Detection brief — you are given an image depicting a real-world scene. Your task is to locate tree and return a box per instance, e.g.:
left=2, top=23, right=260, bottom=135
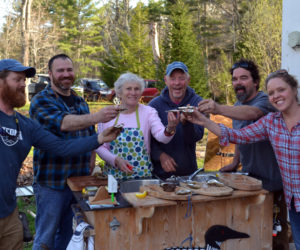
left=163, top=0, right=209, bottom=97
left=236, top=0, right=282, bottom=85
left=21, top=0, right=33, bottom=66
left=147, top=0, right=164, bottom=64
left=209, top=50, right=235, bottom=104
left=100, top=2, right=155, bottom=84
left=49, top=0, right=105, bottom=77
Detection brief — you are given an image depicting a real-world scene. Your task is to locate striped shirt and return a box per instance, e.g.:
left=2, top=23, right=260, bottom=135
left=219, top=112, right=300, bottom=212
left=29, top=85, right=95, bottom=190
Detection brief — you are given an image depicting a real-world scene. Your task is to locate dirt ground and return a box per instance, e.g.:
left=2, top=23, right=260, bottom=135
left=18, top=157, right=34, bottom=187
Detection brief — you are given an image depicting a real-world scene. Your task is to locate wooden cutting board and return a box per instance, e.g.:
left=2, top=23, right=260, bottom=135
left=180, top=182, right=233, bottom=197
left=122, top=193, right=177, bottom=207
left=140, top=185, right=195, bottom=200
left=67, top=176, right=108, bottom=191
left=217, top=173, right=262, bottom=191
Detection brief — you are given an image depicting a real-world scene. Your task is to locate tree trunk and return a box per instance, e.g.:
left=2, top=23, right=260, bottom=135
left=21, top=0, right=33, bottom=66
left=123, top=0, right=130, bottom=32
left=150, top=22, right=160, bottom=63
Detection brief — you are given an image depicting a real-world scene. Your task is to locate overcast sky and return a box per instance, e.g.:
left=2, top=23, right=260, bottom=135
left=0, top=0, right=13, bottom=31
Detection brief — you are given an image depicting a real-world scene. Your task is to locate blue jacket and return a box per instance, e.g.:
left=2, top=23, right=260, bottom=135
left=0, top=111, right=99, bottom=218
left=149, top=86, right=204, bottom=179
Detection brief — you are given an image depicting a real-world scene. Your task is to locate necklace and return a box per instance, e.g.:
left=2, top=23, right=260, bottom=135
left=0, top=112, right=20, bottom=141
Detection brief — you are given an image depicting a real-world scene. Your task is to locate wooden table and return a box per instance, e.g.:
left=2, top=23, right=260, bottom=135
left=68, top=177, right=273, bottom=250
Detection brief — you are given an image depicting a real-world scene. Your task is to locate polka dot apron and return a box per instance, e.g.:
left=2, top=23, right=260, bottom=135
left=103, top=108, right=153, bottom=181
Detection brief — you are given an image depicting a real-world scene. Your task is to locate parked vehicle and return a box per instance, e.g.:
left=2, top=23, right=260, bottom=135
left=140, top=79, right=161, bottom=103
left=27, top=74, right=50, bottom=100
left=79, top=78, right=117, bottom=103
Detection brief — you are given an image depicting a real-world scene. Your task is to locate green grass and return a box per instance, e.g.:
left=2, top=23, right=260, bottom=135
left=16, top=103, right=30, bottom=112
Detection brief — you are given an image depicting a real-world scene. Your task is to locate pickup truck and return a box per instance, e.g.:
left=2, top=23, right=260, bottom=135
left=27, top=74, right=50, bottom=100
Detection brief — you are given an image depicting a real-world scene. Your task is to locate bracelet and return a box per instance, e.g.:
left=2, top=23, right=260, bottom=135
left=164, top=126, right=175, bottom=136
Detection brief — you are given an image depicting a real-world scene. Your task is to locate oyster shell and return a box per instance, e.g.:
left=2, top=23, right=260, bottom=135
left=207, top=179, right=225, bottom=187
left=160, top=182, right=176, bottom=192
left=175, top=188, right=191, bottom=195
left=114, top=123, right=124, bottom=129
left=187, top=181, right=202, bottom=189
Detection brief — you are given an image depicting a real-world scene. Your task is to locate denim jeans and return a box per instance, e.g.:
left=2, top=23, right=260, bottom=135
left=32, top=183, right=76, bottom=250
left=289, top=199, right=300, bottom=250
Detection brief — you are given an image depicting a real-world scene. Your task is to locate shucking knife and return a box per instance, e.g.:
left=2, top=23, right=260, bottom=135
left=108, top=175, right=118, bottom=202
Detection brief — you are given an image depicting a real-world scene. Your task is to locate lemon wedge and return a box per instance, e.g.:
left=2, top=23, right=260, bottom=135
left=135, top=191, right=147, bottom=199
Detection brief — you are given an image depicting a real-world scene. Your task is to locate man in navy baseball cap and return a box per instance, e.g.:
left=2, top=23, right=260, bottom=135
left=149, top=61, right=204, bottom=180
left=0, top=59, right=36, bottom=77
left=165, top=61, right=188, bottom=76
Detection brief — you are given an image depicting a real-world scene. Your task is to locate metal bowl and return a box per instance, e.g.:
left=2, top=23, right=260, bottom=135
left=180, top=173, right=218, bottom=183
left=160, top=182, right=176, bottom=192
left=119, top=179, right=160, bottom=193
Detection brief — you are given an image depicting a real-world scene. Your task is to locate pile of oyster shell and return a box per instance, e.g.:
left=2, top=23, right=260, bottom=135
left=175, top=179, right=225, bottom=195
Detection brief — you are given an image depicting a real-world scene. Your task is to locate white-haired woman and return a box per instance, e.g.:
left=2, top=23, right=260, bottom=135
left=96, top=72, right=179, bottom=180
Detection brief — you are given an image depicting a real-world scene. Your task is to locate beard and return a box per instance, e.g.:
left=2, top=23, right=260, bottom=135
left=234, top=86, right=254, bottom=103
left=51, top=74, right=74, bottom=91
left=0, top=79, right=26, bottom=108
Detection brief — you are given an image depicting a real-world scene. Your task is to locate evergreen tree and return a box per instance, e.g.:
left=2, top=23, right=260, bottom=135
left=100, top=2, right=155, bottom=84
left=209, top=51, right=235, bottom=104
left=163, top=0, right=209, bottom=97
left=236, top=0, right=282, bottom=85
left=50, top=0, right=105, bottom=77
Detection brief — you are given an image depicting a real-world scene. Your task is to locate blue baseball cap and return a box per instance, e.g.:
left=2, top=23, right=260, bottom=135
left=0, top=59, right=36, bottom=77
left=165, top=61, right=188, bottom=76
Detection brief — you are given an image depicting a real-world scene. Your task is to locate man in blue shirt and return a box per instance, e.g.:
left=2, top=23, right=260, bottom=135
left=0, top=59, right=120, bottom=250
left=29, top=54, right=120, bottom=250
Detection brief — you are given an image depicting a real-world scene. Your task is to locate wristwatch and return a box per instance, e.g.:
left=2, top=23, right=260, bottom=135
left=164, top=126, right=176, bottom=136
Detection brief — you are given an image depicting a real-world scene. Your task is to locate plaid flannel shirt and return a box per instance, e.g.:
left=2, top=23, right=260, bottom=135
left=29, top=85, right=95, bottom=190
left=220, top=112, right=300, bottom=212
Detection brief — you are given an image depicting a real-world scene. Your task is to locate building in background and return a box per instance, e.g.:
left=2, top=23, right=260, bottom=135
left=282, top=0, right=300, bottom=100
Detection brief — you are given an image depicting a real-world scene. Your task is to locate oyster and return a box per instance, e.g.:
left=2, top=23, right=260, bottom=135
left=187, top=181, right=202, bottom=189
left=178, top=106, right=189, bottom=110
left=175, top=188, right=191, bottom=195
left=165, top=109, right=180, bottom=113
left=114, top=123, right=124, bottom=129
left=160, top=182, right=176, bottom=192
left=207, top=179, right=225, bottom=187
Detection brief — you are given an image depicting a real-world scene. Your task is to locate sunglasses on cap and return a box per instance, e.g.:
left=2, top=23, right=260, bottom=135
left=269, top=69, right=288, bottom=75
left=231, top=62, right=250, bottom=70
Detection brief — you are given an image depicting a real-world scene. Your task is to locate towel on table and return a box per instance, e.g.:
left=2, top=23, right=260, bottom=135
left=67, top=222, right=94, bottom=250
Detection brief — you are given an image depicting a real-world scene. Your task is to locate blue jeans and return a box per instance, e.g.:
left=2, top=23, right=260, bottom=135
left=32, top=183, right=76, bottom=250
left=289, top=199, right=300, bottom=250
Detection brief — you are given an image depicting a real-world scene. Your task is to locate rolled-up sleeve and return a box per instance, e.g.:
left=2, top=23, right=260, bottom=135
left=95, top=123, right=117, bottom=167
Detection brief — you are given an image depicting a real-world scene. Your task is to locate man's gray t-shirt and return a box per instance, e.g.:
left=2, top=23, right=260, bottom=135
left=233, top=91, right=283, bottom=191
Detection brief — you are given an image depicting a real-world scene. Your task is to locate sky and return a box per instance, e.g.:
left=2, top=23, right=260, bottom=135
left=0, top=0, right=13, bottom=30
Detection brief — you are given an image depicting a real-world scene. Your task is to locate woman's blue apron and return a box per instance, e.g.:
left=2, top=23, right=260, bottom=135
left=103, top=108, right=153, bottom=180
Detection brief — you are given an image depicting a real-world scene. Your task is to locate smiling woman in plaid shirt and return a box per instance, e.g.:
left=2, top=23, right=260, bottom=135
left=187, top=70, right=300, bottom=250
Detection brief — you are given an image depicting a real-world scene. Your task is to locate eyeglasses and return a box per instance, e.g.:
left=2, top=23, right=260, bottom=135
left=231, top=62, right=250, bottom=71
